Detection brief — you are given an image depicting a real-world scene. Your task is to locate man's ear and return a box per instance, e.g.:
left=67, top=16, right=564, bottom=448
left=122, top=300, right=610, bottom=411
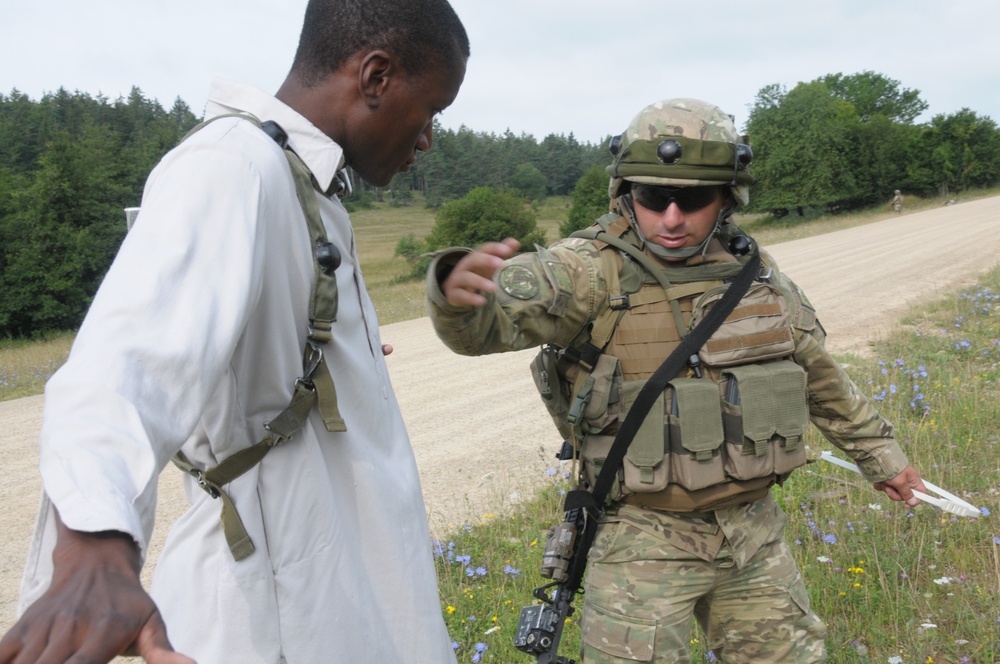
left=357, top=50, right=394, bottom=109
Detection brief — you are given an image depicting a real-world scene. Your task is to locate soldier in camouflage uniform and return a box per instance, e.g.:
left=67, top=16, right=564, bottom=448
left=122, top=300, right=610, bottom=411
left=426, top=98, right=927, bottom=663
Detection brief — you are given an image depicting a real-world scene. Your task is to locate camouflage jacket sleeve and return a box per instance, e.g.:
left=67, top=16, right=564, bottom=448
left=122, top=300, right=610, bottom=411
left=780, top=271, right=910, bottom=483
left=426, top=239, right=606, bottom=356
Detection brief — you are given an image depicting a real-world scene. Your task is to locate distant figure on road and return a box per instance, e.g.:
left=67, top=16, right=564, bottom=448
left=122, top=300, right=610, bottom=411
left=891, top=189, right=904, bottom=213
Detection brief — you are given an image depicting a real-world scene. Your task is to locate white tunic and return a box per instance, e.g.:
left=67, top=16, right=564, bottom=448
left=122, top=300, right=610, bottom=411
left=19, top=78, right=457, bottom=664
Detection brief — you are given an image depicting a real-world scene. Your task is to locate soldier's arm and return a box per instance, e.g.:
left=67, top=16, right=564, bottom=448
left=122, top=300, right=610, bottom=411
left=791, top=312, right=927, bottom=504
left=427, top=239, right=600, bottom=356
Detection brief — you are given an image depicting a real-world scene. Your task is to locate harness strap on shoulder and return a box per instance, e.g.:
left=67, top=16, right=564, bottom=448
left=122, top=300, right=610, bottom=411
left=167, top=113, right=347, bottom=560
left=172, top=355, right=321, bottom=559
left=283, top=149, right=339, bottom=341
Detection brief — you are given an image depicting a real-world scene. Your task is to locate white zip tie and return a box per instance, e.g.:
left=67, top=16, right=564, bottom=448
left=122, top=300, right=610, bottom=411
left=819, top=451, right=981, bottom=518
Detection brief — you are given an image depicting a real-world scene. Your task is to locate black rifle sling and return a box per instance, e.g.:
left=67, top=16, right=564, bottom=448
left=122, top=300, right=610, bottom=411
left=561, top=246, right=762, bottom=594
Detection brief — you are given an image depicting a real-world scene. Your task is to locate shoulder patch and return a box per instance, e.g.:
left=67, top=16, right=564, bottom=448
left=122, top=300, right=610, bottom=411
left=499, top=264, right=539, bottom=299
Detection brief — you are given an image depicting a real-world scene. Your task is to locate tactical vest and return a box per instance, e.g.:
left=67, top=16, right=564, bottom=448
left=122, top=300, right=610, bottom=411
left=531, top=215, right=814, bottom=512
left=136, top=113, right=350, bottom=560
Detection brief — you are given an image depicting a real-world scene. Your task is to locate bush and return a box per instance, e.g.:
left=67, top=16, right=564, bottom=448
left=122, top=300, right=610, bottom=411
left=561, top=164, right=610, bottom=238
left=426, top=186, right=546, bottom=250
left=392, top=233, right=432, bottom=283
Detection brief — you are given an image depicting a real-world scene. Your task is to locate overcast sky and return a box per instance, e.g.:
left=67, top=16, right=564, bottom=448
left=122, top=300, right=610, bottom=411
left=3, top=1, right=998, bottom=145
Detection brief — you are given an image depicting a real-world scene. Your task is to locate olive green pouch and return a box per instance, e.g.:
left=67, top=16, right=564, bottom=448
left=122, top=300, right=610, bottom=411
left=666, top=378, right=725, bottom=491
left=721, top=361, right=809, bottom=480
left=619, top=380, right=670, bottom=493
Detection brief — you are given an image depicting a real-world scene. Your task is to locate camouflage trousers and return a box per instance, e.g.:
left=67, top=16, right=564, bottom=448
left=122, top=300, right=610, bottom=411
left=579, top=509, right=827, bottom=663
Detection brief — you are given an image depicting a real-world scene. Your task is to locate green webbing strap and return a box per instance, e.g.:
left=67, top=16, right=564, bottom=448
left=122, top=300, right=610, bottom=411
left=280, top=148, right=345, bottom=432
left=573, top=225, right=686, bottom=333
left=169, top=113, right=347, bottom=560
left=172, top=361, right=320, bottom=560
left=309, top=346, right=346, bottom=432
left=283, top=150, right=339, bottom=344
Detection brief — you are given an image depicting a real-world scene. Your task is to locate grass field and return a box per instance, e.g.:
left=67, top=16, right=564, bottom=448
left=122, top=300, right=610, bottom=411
left=2, top=191, right=998, bottom=663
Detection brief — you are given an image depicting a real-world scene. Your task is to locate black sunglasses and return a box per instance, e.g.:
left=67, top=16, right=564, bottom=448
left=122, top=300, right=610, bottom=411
left=629, top=184, right=721, bottom=213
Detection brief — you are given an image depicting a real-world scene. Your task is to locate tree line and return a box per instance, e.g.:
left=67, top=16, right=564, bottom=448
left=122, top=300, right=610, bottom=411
left=3, top=71, right=999, bottom=338
left=0, top=87, right=608, bottom=338
left=0, top=87, right=200, bottom=339
left=378, top=122, right=609, bottom=206
left=745, top=71, right=1000, bottom=216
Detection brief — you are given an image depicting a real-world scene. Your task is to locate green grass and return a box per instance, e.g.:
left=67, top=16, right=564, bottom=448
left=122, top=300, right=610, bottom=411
left=435, top=267, right=1000, bottom=664
left=0, top=332, right=75, bottom=401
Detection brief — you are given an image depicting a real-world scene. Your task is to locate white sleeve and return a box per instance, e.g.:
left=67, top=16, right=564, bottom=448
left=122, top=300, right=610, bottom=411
left=36, top=128, right=272, bottom=554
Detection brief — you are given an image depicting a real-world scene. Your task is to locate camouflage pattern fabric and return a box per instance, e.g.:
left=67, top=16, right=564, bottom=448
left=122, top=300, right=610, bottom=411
left=891, top=191, right=904, bottom=213
left=608, top=98, right=753, bottom=206
left=623, top=98, right=739, bottom=144
left=427, top=220, right=911, bottom=663
left=581, top=502, right=827, bottom=663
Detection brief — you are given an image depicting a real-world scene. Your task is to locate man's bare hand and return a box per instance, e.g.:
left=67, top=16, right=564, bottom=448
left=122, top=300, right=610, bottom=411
left=0, top=516, right=195, bottom=664
left=442, top=238, right=520, bottom=307
left=873, top=465, right=927, bottom=508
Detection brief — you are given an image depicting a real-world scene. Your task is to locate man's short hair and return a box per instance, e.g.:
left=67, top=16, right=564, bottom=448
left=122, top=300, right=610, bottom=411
left=291, top=0, right=470, bottom=86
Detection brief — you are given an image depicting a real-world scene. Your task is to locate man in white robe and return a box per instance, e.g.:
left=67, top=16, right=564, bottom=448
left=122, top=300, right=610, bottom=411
left=0, top=1, right=469, bottom=661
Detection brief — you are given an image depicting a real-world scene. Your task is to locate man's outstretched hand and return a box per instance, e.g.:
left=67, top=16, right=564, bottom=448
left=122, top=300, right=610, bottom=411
left=0, top=516, right=195, bottom=664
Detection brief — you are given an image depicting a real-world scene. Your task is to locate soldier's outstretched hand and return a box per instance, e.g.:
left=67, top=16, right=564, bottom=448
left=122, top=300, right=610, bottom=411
left=873, top=465, right=927, bottom=508
left=443, top=238, right=520, bottom=307
left=0, top=516, right=196, bottom=664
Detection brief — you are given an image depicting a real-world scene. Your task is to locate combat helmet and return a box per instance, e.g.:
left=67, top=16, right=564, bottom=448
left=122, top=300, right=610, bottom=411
left=607, top=98, right=755, bottom=259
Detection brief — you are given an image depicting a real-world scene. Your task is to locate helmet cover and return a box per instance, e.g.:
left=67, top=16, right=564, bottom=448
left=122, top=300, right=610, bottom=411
left=607, top=98, right=754, bottom=206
